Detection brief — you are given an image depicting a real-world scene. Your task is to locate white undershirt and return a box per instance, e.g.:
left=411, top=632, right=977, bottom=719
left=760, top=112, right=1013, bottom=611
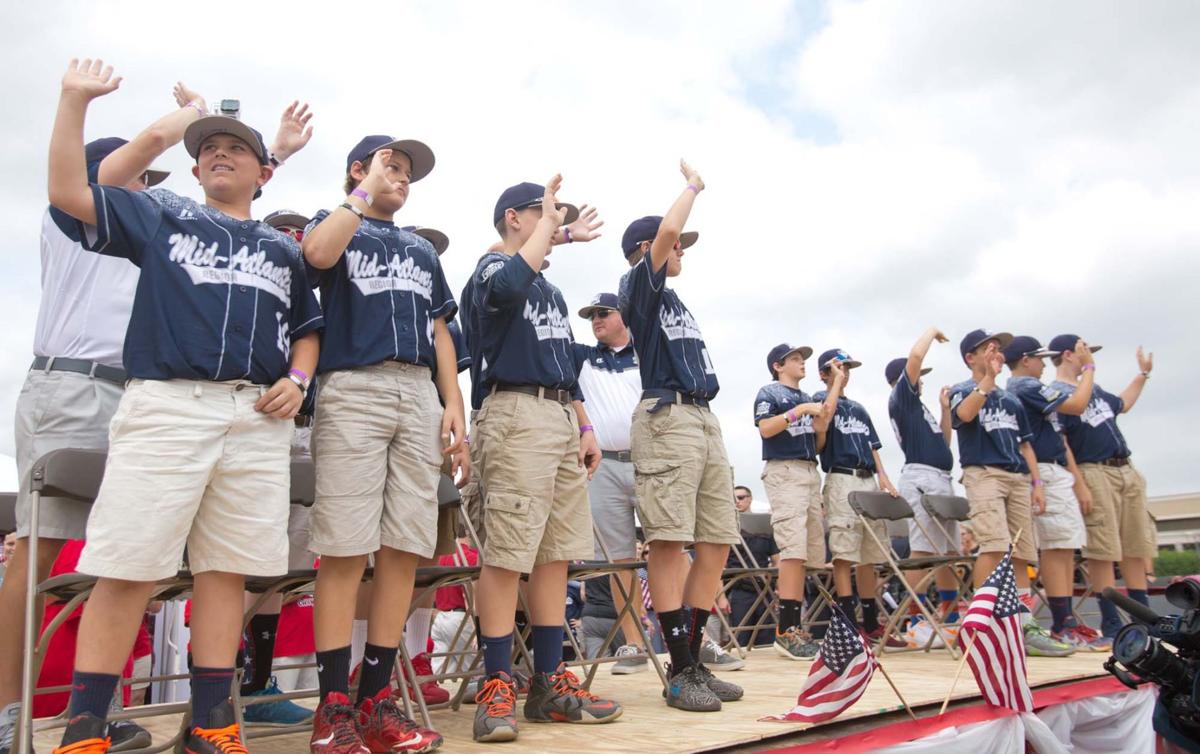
left=32, top=208, right=137, bottom=368
left=577, top=351, right=643, bottom=452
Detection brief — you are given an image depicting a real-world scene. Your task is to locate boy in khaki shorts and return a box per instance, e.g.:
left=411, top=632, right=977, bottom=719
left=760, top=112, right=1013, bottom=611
left=466, top=177, right=621, bottom=743
left=619, top=161, right=743, bottom=712
left=46, top=59, right=323, bottom=753
left=753, top=343, right=826, bottom=660
left=811, top=350, right=903, bottom=647
left=301, top=135, right=463, bottom=754
left=949, top=330, right=1072, bottom=658
left=1049, top=333, right=1155, bottom=638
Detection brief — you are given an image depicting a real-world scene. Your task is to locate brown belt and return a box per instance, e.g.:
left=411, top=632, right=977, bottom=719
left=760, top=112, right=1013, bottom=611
left=493, top=383, right=573, bottom=405
left=1099, top=457, right=1131, bottom=468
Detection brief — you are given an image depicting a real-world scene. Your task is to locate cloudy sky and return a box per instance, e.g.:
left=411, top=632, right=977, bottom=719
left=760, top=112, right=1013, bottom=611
left=1, top=1, right=1196, bottom=505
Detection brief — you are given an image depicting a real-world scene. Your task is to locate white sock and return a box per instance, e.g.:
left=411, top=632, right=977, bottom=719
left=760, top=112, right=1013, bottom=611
left=350, top=619, right=369, bottom=670
left=405, top=608, right=434, bottom=658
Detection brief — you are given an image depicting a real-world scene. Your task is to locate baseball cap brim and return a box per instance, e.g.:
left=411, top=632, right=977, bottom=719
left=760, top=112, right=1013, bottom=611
left=412, top=227, right=449, bottom=255
left=918, top=367, right=933, bottom=376
left=680, top=231, right=699, bottom=249
left=511, top=199, right=580, bottom=226
left=145, top=169, right=170, bottom=187
left=184, top=116, right=267, bottom=163
left=265, top=212, right=310, bottom=230
left=970, top=331, right=1014, bottom=352
left=822, top=358, right=862, bottom=370
left=578, top=303, right=618, bottom=319
left=368, top=139, right=435, bottom=183
left=777, top=345, right=814, bottom=363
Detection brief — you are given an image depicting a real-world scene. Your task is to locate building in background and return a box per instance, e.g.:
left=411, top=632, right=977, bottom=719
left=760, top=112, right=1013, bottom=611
left=1148, top=492, right=1200, bottom=552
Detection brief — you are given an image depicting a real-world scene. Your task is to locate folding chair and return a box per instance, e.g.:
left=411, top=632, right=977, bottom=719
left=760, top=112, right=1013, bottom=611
left=718, top=513, right=780, bottom=650
left=0, top=492, right=17, bottom=532
left=919, top=494, right=976, bottom=605
left=847, top=491, right=962, bottom=658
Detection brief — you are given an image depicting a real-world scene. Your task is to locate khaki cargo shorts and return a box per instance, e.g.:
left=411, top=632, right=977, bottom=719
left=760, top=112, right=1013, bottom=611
left=475, top=390, right=593, bottom=573
left=823, top=472, right=888, bottom=565
left=78, top=379, right=292, bottom=581
left=761, top=459, right=825, bottom=563
left=961, top=466, right=1036, bottom=562
left=310, top=362, right=443, bottom=559
left=1078, top=461, right=1153, bottom=562
left=629, top=399, right=739, bottom=546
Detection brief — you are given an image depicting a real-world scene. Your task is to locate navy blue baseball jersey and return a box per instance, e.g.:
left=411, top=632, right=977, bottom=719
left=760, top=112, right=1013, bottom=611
left=888, top=372, right=954, bottom=471
left=75, top=186, right=323, bottom=383
left=1049, top=381, right=1130, bottom=463
left=305, top=211, right=455, bottom=374
left=1006, top=376, right=1069, bottom=465
left=448, top=319, right=471, bottom=374
left=618, top=254, right=719, bottom=400
left=754, top=383, right=818, bottom=461
left=812, top=391, right=881, bottom=472
left=466, top=251, right=581, bottom=410
left=948, top=380, right=1033, bottom=471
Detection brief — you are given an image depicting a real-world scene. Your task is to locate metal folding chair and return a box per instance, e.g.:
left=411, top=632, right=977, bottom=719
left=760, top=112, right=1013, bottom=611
left=847, top=491, right=962, bottom=658
left=0, top=491, right=17, bottom=532
left=718, top=513, right=780, bottom=650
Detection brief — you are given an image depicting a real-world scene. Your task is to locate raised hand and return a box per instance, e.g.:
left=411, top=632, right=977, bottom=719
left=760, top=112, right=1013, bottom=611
left=930, top=327, right=949, bottom=344
left=680, top=159, right=704, bottom=192
left=939, top=385, right=951, bottom=410
left=61, top=58, right=122, bottom=100
left=362, top=149, right=401, bottom=197
left=172, top=81, right=206, bottom=112
left=542, top=173, right=568, bottom=227
left=271, top=101, right=314, bottom=162
left=1075, top=340, right=1095, bottom=367
left=1136, top=346, right=1153, bottom=374
left=565, top=204, right=603, bottom=242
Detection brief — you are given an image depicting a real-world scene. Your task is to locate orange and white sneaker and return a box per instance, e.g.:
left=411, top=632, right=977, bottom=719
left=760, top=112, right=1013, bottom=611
left=184, top=701, right=249, bottom=754
left=51, top=713, right=110, bottom=754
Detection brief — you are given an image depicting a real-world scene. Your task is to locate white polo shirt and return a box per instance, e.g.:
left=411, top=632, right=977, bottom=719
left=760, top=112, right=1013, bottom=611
left=575, top=339, right=642, bottom=452
left=33, top=207, right=137, bottom=369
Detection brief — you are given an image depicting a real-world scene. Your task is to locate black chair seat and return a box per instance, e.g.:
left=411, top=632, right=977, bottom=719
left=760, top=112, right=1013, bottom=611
left=848, top=490, right=915, bottom=520
left=922, top=494, right=970, bottom=521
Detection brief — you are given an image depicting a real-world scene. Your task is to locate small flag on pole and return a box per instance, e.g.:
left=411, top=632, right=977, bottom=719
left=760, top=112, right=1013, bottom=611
left=762, top=606, right=876, bottom=723
left=956, top=548, right=1033, bottom=712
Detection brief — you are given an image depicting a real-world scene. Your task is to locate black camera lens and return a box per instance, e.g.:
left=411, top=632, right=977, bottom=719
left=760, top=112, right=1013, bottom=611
left=1114, top=624, right=1151, bottom=665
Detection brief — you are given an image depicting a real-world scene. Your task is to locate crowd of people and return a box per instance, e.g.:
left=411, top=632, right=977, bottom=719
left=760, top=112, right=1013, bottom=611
left=0, top=57, right=1158, bottom=754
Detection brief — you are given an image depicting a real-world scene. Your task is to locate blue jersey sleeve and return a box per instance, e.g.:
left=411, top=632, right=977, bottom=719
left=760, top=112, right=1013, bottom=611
left=477, top=253, right=537, bottom=312
left=428, top=256, right=458, bottom=323
left=1014, top=401, right=1034, bottom=444
left=448, top=320, right=471, bottom=373
left=1011, top=378, right=1068, bottom=416
left=865, top=410, right=882, bottom=450
left=288, top=247, right=325, bottom=341
left=619, top=253, right=666, bottom=342
left=753, top=387, right=781, bottom=426
left=949, top=384, right=973, bottom=429
left=894, top=371, right=922, bottom=411
left=47, top=206, right=85, bottom=243
left=78, top=185, right=166, bottom=264
left=302, top=209, right=332, bottom=288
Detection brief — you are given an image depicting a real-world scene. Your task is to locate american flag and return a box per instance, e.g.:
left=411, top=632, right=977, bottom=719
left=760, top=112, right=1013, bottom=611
left=763, top=606, right=876, bottom=723
left=957, top=549, right=1032, bottom=712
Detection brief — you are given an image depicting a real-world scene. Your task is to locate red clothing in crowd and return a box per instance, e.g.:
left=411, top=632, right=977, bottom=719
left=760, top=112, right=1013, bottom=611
left=35, top=540, right=137, bottom=716
left=274, top=594, right=315, bottom=658
left=434, top=545, right=478, bottom=612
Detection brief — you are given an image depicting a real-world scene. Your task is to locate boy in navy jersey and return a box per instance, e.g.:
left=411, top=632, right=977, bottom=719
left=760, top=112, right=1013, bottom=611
left=1004, top=336, right=1109, bottom=651
left=47, top=59, right=323, bottom=753
left=619, top=161, right=743, bottom=712
left=1048, top=334, right=1155, bottom=638
left=950, top=330, right=1071, bottom=657
left=813, top=350, right=903, bottom=648
left=302, top=137, right=461, bottom=754
left=754, top=343, right=826, bottom=660
left=465, top=177, right=620, bottom=743
left=885, top=328, right=962, bottom=647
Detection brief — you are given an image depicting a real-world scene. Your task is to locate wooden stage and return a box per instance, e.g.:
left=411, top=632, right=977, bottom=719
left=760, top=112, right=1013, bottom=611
left=33, top=650, right=1111, bottom=753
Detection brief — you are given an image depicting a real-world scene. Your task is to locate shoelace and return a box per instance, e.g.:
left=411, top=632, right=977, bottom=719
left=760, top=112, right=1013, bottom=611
left=375, top=697, right=420, bottom=733
left=475, top=678, right=516, bottom=717
left=56, top=737, right=112, bottom=754
left=550, top=669, right=600, bottom=701
left=192, top=723, right=248, bottom=754
left=322, top=703, right=365, bottom=745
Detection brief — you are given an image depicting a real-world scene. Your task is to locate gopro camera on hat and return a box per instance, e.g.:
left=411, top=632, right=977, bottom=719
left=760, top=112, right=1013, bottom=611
left=218, top=99, right=241, bottom=119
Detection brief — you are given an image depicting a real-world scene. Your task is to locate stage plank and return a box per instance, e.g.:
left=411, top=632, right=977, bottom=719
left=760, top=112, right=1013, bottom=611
left=32, top=650, right=1110, bottom=753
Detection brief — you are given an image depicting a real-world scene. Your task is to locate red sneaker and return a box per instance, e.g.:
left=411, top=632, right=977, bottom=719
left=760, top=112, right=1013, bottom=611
left=310, top=692, right=369, bottom=754
left=358, top=687, right=443, bottom=753
left=402, top=653, right=450, bottom=706
left=863, top=626, right=907, bottom=649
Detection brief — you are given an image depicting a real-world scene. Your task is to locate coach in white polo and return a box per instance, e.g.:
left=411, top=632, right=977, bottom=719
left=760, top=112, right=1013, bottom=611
left=572, top=292, right=648, bottom=674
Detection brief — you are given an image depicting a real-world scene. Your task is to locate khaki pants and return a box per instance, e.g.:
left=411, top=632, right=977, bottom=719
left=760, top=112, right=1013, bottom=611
left=1078, top=462, right=1153, bottom=561
left=961, top=466, right=1036, bottom=562
left=761, top=459, right=824, bottom=563
left=823, top=472, right=887, bottom=565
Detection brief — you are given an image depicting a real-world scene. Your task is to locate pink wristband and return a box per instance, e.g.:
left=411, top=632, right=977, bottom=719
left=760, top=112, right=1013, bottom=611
left=686, top=184, right=699, bottom=194
left=187, top=101, right=205, bottom=117
left=1031, top=479, right=1044, bottom=487
left=579, top=424, right=594, bottom=435
left=785, top=409, right=798, bottom=423
left=289, top=367, right=309, bottom=384
left=564, top=227, right=573, bottom=243
left=1081, top=364, right=1095, bottom=372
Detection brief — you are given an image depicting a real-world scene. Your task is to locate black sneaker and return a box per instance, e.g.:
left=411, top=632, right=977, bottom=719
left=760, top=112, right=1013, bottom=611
left=106, top=718, right=152, bottom=752
left=183, top=700, right=247, bottom=753
left=695, top=663, right=743, bottom=701
left=50, top=712, right=109, bottom=753
left=523, top=664, right=622, bottom=724
left=661, top=664, right=721, bottom=712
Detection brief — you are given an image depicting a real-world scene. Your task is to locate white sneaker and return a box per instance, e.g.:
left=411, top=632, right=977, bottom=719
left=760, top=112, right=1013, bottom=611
left=904, top=620, right=945, bottom=649
left=0, top=701, right=19, bottom=754
left=699, top=639, right=746, bottom=671
left=610, top=644, right=649, bottom=674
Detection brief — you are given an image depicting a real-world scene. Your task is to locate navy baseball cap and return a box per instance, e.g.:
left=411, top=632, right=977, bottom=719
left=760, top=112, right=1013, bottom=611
left=84, top=137, right=169, bottom=186
left=578, top=292, right=620, bottom=319
left=766, top=343, right=813, bottom=378
left=620, top=216, right=698, bottom=259
left=885, top=358, right=931, bottom=386
left=959, top=329, right=1013, bottom=362
left=401, top=225, right=449, bottom=255
left=818, top=348, right=861, bottom=371
left=1047, top=334, right=1103, bottom=356
left=345, top=135, right=435, bottom=182
left=184, top=115, right=270, bottom=165
left=492, top=182, right=580, bottom=227
left=263, top=209, right=309, bottom=230
left=1002, top=335, right=1059, bottom=364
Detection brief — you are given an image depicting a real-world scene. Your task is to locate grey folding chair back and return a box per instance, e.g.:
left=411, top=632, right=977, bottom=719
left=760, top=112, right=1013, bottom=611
left=922, top=494, right=970, bottom=523
left=0, top=492, right=16, bottom=532
left=847, top=490, right=914, bottom=521
left=290, top=459, right=316, bottom=507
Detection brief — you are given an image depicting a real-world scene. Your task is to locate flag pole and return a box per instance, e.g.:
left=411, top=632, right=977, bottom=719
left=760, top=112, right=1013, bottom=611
left=937, top=534, right=1022, bottom=716
left=874, top=657, right=918, bottom=721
